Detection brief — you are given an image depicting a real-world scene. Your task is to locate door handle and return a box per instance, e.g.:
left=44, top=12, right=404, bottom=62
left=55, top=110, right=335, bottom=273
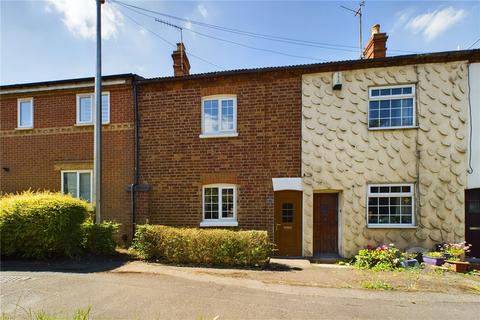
left=469, top=227, right=480, bottom=231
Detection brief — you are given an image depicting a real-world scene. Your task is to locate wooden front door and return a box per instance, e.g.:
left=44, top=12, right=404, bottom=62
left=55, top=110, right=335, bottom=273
left=313, top=193, right=338, bottom=255
left=466, top=188, right=480, bottom=258
left=274, top=191, right=302, bottom=256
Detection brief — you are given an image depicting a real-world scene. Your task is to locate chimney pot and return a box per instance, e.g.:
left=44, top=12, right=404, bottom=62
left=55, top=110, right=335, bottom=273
left=363, top=24, right=388, bottom=59
left=371, top=24, right=380, bottom=35
left=172, top=42, right=190, bottom=77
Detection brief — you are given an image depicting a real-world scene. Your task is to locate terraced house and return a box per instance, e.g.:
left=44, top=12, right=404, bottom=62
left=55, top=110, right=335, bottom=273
left=0, top=74, right=139, bottom=239
left=1, top=26, right=479, bottom=257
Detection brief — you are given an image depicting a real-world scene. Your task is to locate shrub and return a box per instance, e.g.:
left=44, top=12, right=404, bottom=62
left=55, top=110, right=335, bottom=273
left=441, top=242, right=471, bottom=260
left=354, top=244, right=400, bottom=271
left=133, top=225, right=273, bottom=266
left=0, top=191, right=89, bottom=259
left=424, top=251, right=445, bottom=258
left=81, top=220, right=119, bottom=255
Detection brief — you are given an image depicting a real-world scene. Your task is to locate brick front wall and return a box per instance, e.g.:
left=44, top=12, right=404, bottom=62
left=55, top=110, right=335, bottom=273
left=0, top=82, right=135, bottom=241
left=137, top=72, right=302, bottom=236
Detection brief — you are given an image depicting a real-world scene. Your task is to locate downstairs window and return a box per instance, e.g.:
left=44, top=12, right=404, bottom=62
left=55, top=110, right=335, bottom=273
left=201, top=184, right=238, bottom=227
left=62, top=170, right=92, bottom=203
left=367, top=184, right=415, bottom=227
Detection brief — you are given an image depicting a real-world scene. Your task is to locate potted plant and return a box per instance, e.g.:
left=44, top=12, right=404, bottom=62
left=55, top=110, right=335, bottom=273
left=442, top=242, right=472, bottom=273
left=400, top=252, right=420, bottom=268
left=422, top=251, right=446, bottom=266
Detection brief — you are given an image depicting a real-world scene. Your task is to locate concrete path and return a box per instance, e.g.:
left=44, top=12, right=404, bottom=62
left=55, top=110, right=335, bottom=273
left=1, top=267, right=479, bottom=319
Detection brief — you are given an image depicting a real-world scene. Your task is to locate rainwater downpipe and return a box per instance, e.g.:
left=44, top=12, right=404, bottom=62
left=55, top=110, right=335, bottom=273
left=131, top=77, right=139, bottom=241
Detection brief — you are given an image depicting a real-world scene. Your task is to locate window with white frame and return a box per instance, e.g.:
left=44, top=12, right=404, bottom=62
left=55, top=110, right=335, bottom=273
left=62, top=170, right=92, bottom=203
left=201, top=184, right=237, bottom=226
left=17, top=98, right=33, bottom=128
left=201, top=95, right=237, bottom=136
left=76, top=93, right=110, bottom=125
left=368, top=85, right=415, bottom=129
left=367, top=184, right=415, bottom=227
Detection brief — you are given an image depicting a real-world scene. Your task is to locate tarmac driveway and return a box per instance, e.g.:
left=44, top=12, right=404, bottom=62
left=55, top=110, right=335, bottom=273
left=1, top=267, right=479, bottom=320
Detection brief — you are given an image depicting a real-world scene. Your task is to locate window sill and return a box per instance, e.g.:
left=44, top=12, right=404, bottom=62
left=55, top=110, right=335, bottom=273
left=367, top=224, right=417, bottom=229
left=199, top=132, right=238, bottom=139
left=368, top=126, right=418, bottom=131
left=75, top=123, right=110, bottom=127
left=200, top=220, right=238, bottom=227
left=15, top=127, right=33, bottom=130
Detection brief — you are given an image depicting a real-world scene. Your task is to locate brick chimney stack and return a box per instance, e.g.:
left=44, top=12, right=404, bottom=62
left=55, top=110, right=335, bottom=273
left=172, top=42, right=190, bottom=76
left=363, top=24, right=388, bottom=59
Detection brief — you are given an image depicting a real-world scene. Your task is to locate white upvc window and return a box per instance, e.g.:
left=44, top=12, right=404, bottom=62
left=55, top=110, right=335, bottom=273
left=200, top=95, right=238, bottom=138
left=17, top=98, right=33, bottom=129
left=76, top=92, right=110, bottom=125
left=367, top=183, right=415, bottom=228
left=201, top=184, right=238, bottom=227
left=61, top=170, right=93, bottom=203
left=368, top=85, right=415, bottom=129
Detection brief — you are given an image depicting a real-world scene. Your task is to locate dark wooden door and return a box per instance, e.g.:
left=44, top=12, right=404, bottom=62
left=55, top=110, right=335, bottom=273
left=313, top=193, right=338, bottom=255
left=466, top=188, right=480, bottom=258
left=274, top=191, right=302, bottom=256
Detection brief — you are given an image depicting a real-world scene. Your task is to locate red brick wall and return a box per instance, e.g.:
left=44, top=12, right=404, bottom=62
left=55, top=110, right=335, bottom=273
left=137, top=73, right=301, bottom=235
left=0, top=83, right=135, bottom=240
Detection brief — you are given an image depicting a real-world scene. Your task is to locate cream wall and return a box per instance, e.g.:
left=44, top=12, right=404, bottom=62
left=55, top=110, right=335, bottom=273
left=302, top=62, right=469, bottom=258
left=467, top=63, right=480, bottom=189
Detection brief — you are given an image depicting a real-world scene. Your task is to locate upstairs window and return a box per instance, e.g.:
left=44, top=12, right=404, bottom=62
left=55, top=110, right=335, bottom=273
left=367, top=184, right=415, bottom=227
left=76, top=93, right=110, bottom=125
left=62, top=170, right=92, bottom=203
left=17, top=98, right=33, bottom=129
left=201, top=184, right=238, bottom=227
left=201, top=95, right=237, bottom=137
left=368, top=85, right=415, bottom=129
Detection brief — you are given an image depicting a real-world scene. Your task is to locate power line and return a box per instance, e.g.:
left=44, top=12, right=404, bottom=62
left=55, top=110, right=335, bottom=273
left=188, top=27, right=327, bottom=62
left=111, top=0, right=417, bottom=54
left=120, top=9, right=224, bottom=69
left=113, top=0, right=327, bottom=62
left=467, top=37, right=480, bottom=49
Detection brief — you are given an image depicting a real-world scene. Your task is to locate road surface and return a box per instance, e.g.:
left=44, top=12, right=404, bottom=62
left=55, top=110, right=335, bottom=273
left=1, top=270, right=479, bottom=319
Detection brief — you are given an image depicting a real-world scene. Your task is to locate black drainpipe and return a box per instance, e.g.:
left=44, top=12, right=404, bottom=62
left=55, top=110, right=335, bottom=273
left=131, top=77, right=139, bottom=240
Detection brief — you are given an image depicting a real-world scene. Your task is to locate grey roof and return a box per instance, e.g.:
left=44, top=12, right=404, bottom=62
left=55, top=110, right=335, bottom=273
left=1, top=49, right=479, bottom=89
left=139, top=49, right=480, bottom=83
left=0, top=73, right=142, bottom=90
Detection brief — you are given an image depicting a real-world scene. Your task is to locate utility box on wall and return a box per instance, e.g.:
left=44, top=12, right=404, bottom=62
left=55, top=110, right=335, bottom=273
left=333, top=72, right=342, bottom=90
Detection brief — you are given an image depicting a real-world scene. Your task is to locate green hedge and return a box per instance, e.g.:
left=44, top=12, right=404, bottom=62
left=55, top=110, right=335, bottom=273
left=0, top=191, right=119, bottom=259
left=133, top=225, right=273, bottom=266
left=81, top=220, right=120, bottom=255
left=0, top=191, right=89, bottom=259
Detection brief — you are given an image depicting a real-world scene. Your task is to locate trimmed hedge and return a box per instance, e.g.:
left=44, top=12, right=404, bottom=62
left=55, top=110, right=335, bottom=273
left=0, top=191, right=89, bottom=258
left=81, top=220, right=120, bottom=255
left=133, top=225, right=273, bottom=266
left=0, top=191, right=120, bottom=259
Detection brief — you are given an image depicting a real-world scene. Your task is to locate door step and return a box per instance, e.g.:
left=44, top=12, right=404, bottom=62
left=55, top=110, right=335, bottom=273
left=309, top=254, right=343, bottom=264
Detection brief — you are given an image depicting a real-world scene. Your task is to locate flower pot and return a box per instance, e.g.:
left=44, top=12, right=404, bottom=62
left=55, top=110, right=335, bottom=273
left=447, top=260, right=470, bottom=273
left=400, top=259, right=420, bottom=268
left=423, top=256, right=445, bottom=266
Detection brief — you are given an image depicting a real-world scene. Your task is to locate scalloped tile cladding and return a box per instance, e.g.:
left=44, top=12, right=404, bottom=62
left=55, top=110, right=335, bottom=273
left=302, top=62, right=468, bottom=258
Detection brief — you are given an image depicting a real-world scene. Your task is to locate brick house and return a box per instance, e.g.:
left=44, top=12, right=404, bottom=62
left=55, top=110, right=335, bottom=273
left=0, top=74, right=139, bottom=240
left=1, top=28, right=479, bottom=257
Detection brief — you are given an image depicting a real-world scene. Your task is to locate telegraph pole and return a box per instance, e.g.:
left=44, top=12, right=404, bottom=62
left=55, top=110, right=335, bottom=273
left=94, top=0, right=105, bottom=223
